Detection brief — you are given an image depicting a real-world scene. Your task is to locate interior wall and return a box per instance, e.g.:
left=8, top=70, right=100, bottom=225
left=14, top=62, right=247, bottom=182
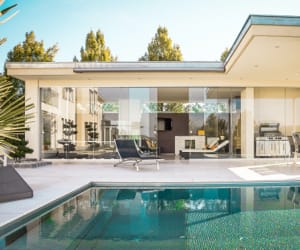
left=157, top=113, right=189, bottom=153
left=254, top=88, right=300, bottom=136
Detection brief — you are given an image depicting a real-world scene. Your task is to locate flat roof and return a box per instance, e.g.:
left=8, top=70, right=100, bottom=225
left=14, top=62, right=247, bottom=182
left=6, top=15, right=300, bottom=73
left=5, top=14, right=300, bottom=86
left=73, top=61, right=224, bottom=72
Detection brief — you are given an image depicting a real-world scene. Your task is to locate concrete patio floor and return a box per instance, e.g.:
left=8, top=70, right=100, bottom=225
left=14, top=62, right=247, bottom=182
left=1, top=158, right=300, bottom=235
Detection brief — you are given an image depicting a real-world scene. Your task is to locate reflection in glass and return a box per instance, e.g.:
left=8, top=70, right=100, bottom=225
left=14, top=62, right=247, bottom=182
left=40, top=87, right=245, bottom=159
left=37, top=86, right=300, bottom=159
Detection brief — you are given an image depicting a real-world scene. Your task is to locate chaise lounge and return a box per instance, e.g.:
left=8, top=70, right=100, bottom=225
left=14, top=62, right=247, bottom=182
left=179, top=140, right=229, bottom=159
left=114, top=139, right=160, bottom=171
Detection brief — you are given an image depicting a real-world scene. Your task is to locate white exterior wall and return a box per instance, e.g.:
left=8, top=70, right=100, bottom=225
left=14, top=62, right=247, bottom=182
left=25, top=80, right=41, bottom=160
left=241, top=88, right=254, bottom=158
left=254, top=88, right=300, bottom=135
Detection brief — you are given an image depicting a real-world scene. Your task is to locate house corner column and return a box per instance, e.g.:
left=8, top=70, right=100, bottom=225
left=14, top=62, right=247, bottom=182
left=25, top=80, right=41, bottom=160
left=241, top=87, right=254, bottom=158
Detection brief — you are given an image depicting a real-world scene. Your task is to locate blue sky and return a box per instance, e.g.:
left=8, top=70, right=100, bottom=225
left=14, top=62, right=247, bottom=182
left=1, top=0, right=300, bottom=69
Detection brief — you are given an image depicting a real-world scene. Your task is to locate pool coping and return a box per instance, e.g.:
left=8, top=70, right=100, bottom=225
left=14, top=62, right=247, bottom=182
left=1, top=180, right=300, bottom=238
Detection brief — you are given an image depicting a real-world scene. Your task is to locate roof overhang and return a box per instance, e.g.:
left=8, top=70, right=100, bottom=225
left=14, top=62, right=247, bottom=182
left=225, top=15, right=300, bottom=84
left=6, top=15, right=300, bottom=87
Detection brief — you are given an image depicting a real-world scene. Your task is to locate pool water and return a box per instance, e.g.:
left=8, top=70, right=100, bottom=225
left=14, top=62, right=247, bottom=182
left=1, top=185, right=300, bottom=249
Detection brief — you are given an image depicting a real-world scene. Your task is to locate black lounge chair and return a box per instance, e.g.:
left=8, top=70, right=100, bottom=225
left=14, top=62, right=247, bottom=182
left=114, top=139, right=160, bottom=171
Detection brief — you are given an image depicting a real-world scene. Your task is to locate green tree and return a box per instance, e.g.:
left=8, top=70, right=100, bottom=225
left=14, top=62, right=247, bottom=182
left=6, top=31, right=58, bottom=94
left=4, top=31, right=56, bottom=157
left=165, top=103, right=184, bottom=113
left=73, top=56, right=79, bottom=62
left=80, top=30, right=116, bottom=62
left=7, top=31, right=58, bottom=62
left=220, top=47, right=229, bottom=62
left=139, top=26, right=183, bottom=61
left=8, top=134, right=33, bottom=162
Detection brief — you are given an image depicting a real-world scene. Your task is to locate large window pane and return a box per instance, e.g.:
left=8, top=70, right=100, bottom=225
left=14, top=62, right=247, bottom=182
left=41, top=86, right=244, bottom=159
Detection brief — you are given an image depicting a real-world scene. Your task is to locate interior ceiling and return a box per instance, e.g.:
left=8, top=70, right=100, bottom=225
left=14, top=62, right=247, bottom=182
left=158, top=88, right=188, bottom=102
left=226, top=27, right=300, bottom=83
left=206, top=88, right=243, bottom=99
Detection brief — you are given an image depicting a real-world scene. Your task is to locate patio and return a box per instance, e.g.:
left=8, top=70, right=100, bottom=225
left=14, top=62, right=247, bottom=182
left=1, top=158, right=300, bottom=233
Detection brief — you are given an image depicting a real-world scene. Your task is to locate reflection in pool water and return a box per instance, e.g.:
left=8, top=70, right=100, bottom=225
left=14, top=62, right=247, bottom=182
left=2, top=186, right=300, bottom=249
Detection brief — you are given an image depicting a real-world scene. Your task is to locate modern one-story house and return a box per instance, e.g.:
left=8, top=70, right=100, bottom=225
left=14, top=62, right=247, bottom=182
left=6, top=15, right=300, bottom=160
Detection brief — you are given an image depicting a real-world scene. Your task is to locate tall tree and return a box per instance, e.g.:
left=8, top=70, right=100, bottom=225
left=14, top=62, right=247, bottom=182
left=6, top=31, right=58, bottom=94
left=139, top=26, right=183, bottom=61
left=6, top=31, right=58, bottom=62
left=4, top=31, right=56, bottom=158
left=80, top=30, right=116, bottom=62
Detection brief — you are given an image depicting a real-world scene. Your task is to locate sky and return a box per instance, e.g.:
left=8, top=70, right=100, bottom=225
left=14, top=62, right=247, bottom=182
left=1, top=0, right=300, bottom=70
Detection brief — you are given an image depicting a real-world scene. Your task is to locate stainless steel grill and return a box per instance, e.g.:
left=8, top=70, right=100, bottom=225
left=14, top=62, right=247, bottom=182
left=256, top=123, right=290, bottom=157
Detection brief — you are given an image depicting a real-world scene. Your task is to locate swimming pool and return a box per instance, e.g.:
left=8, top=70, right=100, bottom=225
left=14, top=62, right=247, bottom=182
left=1, top=184, right=300, bottom=249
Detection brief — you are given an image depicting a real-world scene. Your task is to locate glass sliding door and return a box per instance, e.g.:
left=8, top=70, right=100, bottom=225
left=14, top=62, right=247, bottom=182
left=191, top=87, right=234, bottom=158
left=230, top=93, right=241, bottom=156
left=172, top=87, right=241, bottom=158
left=40, top=86, right=244, bottom=160
left=75, top=87, right=102, bottom=158
left=41, top=87, right=76, bottom=159
left=41, top=86, right=103, bottom=159
left=101, top=87, right=158, bottom=156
